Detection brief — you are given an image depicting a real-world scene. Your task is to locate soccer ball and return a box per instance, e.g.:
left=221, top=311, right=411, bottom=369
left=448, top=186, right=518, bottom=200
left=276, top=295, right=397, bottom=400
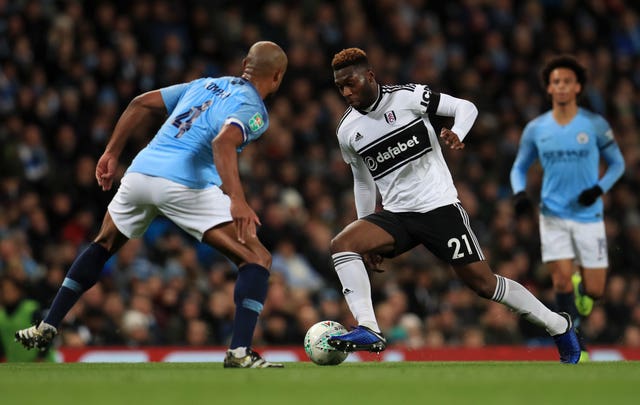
left=304, top=320, right=349, bottom=366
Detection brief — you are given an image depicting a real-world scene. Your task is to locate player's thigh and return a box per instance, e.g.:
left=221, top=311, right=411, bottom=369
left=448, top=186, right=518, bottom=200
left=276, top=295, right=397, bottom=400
left=158, top=183, right=233, bottom=242
left=107, top=173, right=160, bottom=239
left=539, top=214, right=575, bottom=263
left=331, top=213, right=407, bottom=256
left=572, top=220, right=608, bottom=269
left=409, top=203, right=485, bottom=265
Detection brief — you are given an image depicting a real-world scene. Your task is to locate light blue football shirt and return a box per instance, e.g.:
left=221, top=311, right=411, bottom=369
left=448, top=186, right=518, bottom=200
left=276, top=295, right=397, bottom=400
left=127, top=77, right=268, bottom=189
left=510, top=108, right=624, bottom=222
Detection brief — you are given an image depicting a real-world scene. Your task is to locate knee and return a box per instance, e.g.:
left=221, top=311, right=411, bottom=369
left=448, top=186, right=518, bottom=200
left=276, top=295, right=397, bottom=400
left=584, top=285, right=604, bottom=300
left=250, top=249, right=272, bottom=269
left=93, top=237, right=118, bottom=255
left=330, top=234, right=356, bottom=255
left=93, top=225, right=127, bottom=254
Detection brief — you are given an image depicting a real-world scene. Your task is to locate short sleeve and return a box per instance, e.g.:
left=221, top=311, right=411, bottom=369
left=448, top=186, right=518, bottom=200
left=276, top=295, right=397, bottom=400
left=160, top=83, right=188, bottom=113
left=337, top=127, right=358, bottom=164
left=224, top=103, right=268, bottom=145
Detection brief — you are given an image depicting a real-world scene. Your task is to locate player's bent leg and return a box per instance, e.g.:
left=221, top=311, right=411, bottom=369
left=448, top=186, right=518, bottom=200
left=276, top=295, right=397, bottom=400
left=328, top=220, right=394, bottom=350
left=575, top=267, right=606, bottom=316
left=16, top=213, right=127, bottom=351
left=548, top=259, right=590, bottom=359
left=572, top=218, right=608, bottom=316
left=573, top=267, right=606, bottom=362
left=453, top=261, right=580, bottom=364
left=203, top=223, right=281, bottom=368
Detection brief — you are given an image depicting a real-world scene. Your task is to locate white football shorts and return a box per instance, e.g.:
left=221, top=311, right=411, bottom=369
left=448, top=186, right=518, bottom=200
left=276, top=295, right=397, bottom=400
left=539, top=213, right=608, bottom=268
left=108, top=172, right=233, bottom=241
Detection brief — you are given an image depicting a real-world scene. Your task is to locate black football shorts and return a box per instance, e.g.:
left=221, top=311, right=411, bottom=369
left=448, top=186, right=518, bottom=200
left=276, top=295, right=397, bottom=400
left=362, top=203, right=485, bottom=265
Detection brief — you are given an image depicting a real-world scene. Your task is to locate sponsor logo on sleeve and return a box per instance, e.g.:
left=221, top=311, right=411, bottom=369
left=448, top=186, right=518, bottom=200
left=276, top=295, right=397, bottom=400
left=249, top=112, right=264, bottom=132
left=605, top=129, right=614, bottom=140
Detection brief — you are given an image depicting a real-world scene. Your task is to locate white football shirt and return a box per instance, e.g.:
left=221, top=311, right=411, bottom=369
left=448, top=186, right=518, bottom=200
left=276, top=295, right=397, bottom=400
left=337, top=84, right=477, bottom=216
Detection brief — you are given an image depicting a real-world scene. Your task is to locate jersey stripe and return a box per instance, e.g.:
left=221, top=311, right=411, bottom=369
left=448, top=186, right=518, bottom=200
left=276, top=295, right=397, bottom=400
left=599, top=139, right=614, bottom=150
left=381, top=84, right=416, bottom=93
left=371, top=148, right=430, bottom=180
left=368, top=85, right=384, bottom=112
left=356, top=118, right=423, bottom=154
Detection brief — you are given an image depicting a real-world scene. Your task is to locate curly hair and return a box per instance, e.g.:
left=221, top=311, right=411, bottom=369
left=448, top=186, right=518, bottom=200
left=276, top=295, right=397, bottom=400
left=331, top=48, right=369, bottom=71
left=541, top=55, right=587, bottom=89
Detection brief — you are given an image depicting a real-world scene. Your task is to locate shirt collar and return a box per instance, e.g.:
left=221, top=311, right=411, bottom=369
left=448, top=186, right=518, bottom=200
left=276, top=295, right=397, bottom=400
left=357, top=85, right=382, bottom=114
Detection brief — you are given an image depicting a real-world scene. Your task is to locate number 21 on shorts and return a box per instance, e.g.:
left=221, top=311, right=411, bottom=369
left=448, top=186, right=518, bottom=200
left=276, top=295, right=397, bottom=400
left=448, top=234, right=473, bottom=259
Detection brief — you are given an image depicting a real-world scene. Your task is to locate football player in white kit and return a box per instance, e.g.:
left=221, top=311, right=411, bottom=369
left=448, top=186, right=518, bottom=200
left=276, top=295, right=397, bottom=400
left=15, top=42, right=288, bottom=368
left=326, top=48, right=580, bottom=363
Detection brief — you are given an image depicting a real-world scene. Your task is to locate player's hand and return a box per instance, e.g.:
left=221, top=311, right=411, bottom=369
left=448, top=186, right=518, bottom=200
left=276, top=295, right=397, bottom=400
left=440, top=128, right=465, bottom=150
left=363, top=253, right=384, bottom=273
left=95, top=152, right=118, bottom=191
left=577, top=185, right=603, bottom=206
left=512, top=191, right=534, bottom=218
left=230, top=198, right=261, bottom=244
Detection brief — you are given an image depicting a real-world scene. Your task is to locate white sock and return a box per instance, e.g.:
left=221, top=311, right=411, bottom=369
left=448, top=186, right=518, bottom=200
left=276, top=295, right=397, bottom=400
left=492, top=275, right=568, bottom=336
left=332, top=252, right=380, bottom=332
left=230, top=347, right=247, bottom=357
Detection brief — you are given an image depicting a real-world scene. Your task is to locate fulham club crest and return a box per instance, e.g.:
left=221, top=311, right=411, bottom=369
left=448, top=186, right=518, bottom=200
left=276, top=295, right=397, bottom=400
left=384, top=110, right=397, bottom=125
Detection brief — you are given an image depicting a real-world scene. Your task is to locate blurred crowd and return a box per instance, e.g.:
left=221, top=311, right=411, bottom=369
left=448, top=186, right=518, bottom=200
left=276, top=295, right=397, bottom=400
left=1, top=0, right=640, bottom=358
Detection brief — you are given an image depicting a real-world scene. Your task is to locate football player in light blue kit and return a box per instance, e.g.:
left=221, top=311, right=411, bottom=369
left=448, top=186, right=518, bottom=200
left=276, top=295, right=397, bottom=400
left=510, top=55, right=625, bottom=360
left=15, top=41, right=288, bottom=368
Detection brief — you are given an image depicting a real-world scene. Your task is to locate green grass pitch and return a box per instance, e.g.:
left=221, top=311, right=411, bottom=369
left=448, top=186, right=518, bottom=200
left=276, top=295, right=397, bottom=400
left=1, top=362, right=638, bottom=405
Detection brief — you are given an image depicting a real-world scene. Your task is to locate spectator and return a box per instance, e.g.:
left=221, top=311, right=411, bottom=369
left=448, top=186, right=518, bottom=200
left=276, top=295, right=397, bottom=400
left=0, top=276, right=54, bottom=361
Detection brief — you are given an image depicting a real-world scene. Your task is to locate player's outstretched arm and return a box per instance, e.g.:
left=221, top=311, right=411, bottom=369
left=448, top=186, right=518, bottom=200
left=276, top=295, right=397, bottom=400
left=435, top=93, right=478, bottom=146
left=96, top=90, right=167, bottom=191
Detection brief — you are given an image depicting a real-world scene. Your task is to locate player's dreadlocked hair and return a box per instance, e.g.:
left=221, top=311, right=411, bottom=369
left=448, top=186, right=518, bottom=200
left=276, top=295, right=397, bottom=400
left=332, top=48, right=370, bottom=71
left=541, top=55, right=587, bottom=91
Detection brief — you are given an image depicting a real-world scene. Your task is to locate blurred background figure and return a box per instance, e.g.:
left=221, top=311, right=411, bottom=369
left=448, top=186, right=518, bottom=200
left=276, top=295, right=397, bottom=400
left=0, top=276, right=54, bottom=361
